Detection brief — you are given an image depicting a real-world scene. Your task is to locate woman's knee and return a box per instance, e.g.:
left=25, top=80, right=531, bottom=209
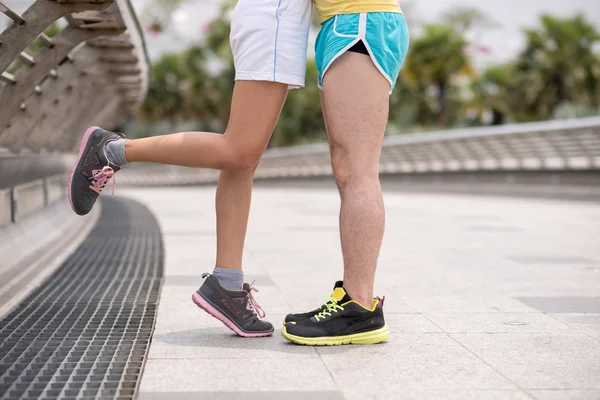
left=222, top=136, right=263, bottom=171
left=227, top=149, right=262, bottom=171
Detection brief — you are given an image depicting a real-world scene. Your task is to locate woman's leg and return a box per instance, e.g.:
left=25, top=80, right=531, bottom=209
left=213, top=82, right=287, bottom=272
left=189, top=81, right=287, bottom=337
left=214, top=168, right=256, bottom=271
left=125, top=81, right=288, bottom=274
left=124, top=81, right=287, bottom=170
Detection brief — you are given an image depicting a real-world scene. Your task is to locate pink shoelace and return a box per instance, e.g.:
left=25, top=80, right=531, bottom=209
left=246, top=283, right=266, bottom=319
left=89, top=166, right=116, bottom=197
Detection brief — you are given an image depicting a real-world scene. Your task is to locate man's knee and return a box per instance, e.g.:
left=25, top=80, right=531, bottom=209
left=331, top=147, right=379, bottom=192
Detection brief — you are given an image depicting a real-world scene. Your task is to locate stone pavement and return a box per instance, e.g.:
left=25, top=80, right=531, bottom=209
left=119, top=184, right=600, bottom=400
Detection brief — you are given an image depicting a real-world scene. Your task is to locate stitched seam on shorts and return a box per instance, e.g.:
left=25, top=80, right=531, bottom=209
left=361, top=41, right=394, bottom=92
left=333, top=15, right=358, bottom=38
left=274, top=0, right=283, bottom=81
left=318, top=39, right=359, bottom=87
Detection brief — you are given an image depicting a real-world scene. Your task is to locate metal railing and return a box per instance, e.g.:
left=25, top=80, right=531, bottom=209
left=0, top=0, right=148, bottom=226
left=117, top=117, right=600, bottom=187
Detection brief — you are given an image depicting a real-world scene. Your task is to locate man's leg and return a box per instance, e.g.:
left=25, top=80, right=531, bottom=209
left=322, top=51, right=390, bottom=308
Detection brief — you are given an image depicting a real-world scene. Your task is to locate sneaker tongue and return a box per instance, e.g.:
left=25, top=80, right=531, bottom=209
left=333, top=280, right=343, bottom=289
left=242, top=283, right=251, bottom=292
left=331, top=287, right=352, bottom=303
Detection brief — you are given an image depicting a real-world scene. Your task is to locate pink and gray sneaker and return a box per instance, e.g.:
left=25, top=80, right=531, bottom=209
left=68, top=127, right=123, bottom=216
left=192, top=273, right=274, bottom=337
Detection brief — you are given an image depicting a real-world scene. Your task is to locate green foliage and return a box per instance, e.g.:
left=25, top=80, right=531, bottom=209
left=465, top=13, right=600, bottom=124
left=400, top=23, right=474, bottom=126
left=515, top=13, right=600, bottom=119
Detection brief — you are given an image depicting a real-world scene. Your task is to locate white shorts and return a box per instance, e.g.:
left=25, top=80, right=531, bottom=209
left=230, top=0, right=312, bottom=88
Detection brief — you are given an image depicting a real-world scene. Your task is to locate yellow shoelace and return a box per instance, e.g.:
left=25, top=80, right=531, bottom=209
left=314, top=298, right=344, bottom=321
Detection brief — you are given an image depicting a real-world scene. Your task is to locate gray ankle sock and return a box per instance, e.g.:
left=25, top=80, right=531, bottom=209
left=105, top=138, right=129, bottom=167
left=212, top=268, right=244, bottom=291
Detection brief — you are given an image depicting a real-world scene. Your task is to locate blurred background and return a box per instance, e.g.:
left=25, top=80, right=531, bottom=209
left=126, top=0, right=600, bottom=145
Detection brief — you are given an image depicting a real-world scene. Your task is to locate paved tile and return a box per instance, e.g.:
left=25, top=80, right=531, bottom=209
left=401, top=294, right=539, bottom=313
left=451, top=334, right=600, bottom=389
left=163, top=236, right=216, bottom=265
left=426, top=312, right=577, bottom=334
left=317, top=334, right=515, bottom=393
left=549, top=314, right=600, bottom=338
left=149, top=315, right=317, bottom=360
left=507, top=256, right=597, bottom=265
left=385, top=314, right=443, bottom=333
left=515, top=297, right=600, bottom=313
left=119, top=188, right=600, bottom=398
left=528, top=390, right=600, bottom=400
left=464, top=225, right=523, bottom=233
left=140, top=391, right=344, bottom=400
left=139, top=359, right=338, bottom=392
left=343, top=390, right=532, bottom=400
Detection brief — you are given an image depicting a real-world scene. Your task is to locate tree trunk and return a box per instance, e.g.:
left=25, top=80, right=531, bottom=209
left=552, top=74, right=567, bottom=104
left=491, top=108, right=504, bottom=125
left=437, top=81, right=447, bottom=126
left=587, top=72, right=599, bottom=108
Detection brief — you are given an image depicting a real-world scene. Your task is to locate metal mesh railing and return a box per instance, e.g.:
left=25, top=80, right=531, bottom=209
left=0, top=197, right=163, bottom=400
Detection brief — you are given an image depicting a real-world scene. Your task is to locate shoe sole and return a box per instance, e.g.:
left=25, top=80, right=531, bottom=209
left=191, top=292, right=273, bottom=338
left=68, top=126, right=100, bottom=215
left=281, top=324, right=389, bottom=346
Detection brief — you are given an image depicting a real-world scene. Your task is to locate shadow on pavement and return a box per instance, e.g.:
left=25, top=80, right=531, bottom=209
left=153, top=328, right=370, bottom=354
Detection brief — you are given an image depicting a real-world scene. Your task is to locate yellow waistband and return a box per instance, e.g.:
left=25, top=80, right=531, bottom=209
left=316, top=2, right=402, bottom=23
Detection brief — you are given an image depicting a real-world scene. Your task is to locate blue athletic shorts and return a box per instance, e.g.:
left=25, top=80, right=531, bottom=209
left=315, top=12, right=410, bottom=93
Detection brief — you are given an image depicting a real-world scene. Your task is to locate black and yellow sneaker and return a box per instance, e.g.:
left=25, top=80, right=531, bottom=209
left=281, top=285, right=389, bottom=346
left=284, top=281, right=344, bottom=324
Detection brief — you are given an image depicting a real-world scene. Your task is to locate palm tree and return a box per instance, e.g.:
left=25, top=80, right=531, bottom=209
left=516, top=13, right=600, bottom=118
left=469, top=64, right=520, bottom=125
left=401, top=24, right=475, bottom=126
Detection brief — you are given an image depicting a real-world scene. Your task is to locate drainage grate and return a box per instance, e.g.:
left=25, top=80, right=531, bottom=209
left=0, top=198, right=164, bottom=400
